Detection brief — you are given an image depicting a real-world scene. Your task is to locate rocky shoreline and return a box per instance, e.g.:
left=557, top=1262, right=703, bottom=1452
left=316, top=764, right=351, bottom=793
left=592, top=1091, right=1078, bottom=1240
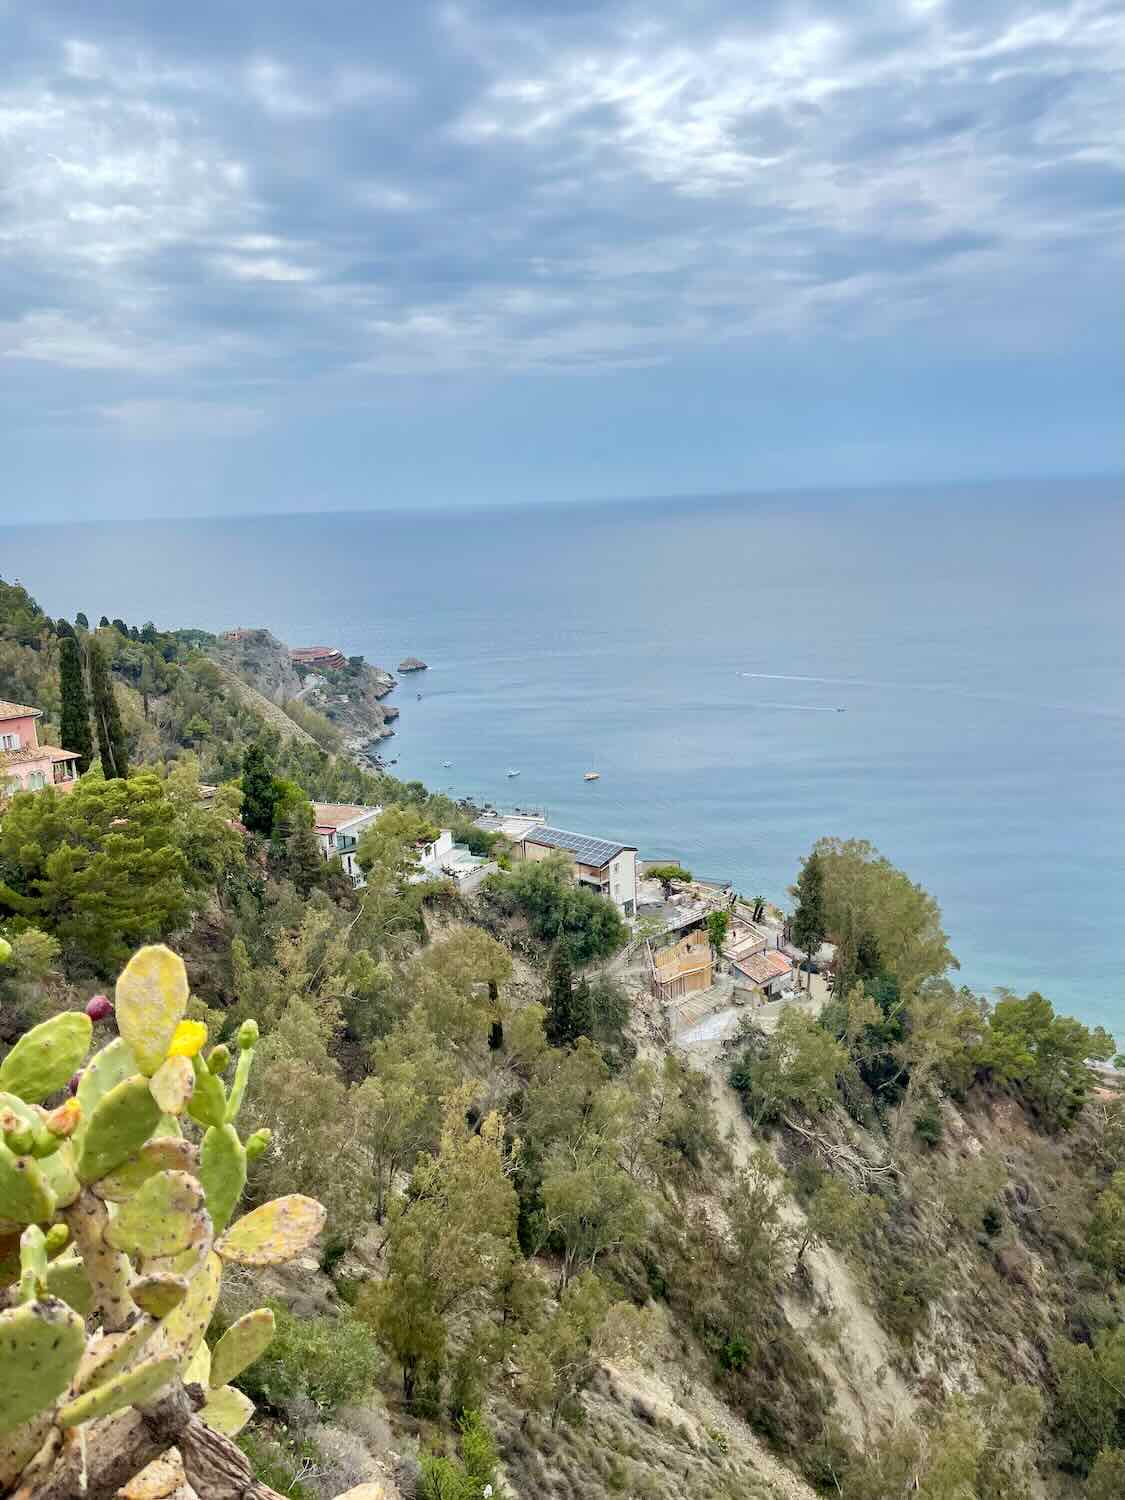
left=209, top=627, right=404, bottom=773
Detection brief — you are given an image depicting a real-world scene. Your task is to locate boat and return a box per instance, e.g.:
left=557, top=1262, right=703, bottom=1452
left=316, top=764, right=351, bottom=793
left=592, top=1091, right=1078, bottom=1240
left=583, top=771, right=600, bottom=781
left=443, top=760, right=452, bottom=768
left=506, top=768, right=520, bottom=778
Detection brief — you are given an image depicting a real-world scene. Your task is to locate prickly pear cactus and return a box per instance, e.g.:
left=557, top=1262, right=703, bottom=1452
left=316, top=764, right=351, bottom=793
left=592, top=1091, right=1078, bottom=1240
left=0, top=943, right=327, bottom=1494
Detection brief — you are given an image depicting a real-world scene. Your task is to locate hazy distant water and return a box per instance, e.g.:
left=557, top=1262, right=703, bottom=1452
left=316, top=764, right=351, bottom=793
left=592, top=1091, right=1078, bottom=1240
left=3, top=479, right=1122, bottom=1042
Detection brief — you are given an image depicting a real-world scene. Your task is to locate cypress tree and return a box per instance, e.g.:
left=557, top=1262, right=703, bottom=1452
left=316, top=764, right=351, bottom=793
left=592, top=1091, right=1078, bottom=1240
left=790, top=851, right=827, bottom=992
left=545, top=941, right=577, bottom=1047
left=86, top=638, right=129, bottom=780
left=58, top=634, right=94, bottom=773
left=240, top=741, right=278, bottom=836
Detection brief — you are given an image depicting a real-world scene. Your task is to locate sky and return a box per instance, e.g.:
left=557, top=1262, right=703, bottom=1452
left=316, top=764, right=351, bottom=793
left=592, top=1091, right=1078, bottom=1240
left=0, top=0, right=1122, bottom=522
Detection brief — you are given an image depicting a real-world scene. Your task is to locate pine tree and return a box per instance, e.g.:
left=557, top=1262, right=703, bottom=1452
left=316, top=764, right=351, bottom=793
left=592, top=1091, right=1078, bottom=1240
left=75, top=611, right=89, bottom=630
left=240, top=740, right=278, bottom=836
left=790, top=850, right=826, bottom=991
left=58, top=634, right=93, bottom=773
left=86, top=638, right=129, bottom=780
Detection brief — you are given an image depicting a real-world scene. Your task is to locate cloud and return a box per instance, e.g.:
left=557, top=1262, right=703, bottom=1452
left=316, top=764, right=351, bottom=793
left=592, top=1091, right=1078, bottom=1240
left=0, top=0, right=1119, bottom=428
left=97, top=398, right=269, bottom=438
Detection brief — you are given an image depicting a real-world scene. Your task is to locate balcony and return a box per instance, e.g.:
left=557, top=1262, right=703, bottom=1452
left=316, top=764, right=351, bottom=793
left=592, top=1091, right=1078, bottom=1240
left=335, top=833, right=359, bottom=852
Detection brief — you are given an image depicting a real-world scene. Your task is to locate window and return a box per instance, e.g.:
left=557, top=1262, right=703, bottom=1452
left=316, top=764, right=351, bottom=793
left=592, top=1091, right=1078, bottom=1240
left=0, top=732, right=19, bottom=750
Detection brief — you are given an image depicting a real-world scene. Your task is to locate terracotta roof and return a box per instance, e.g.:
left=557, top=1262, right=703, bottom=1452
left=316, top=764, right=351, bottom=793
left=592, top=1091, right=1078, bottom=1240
left=312, top=802, right=380, bottom=830
left=1, top=744, right=51, bottom=768
left=737, top=950, right=792, bottom=985
left=43, top=745, right=80, bottom=762
left=0, top=700, right=42, bottom=720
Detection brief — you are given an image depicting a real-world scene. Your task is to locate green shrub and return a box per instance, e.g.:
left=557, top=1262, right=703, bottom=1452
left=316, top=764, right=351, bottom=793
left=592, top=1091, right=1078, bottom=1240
left=913, top=1102, right=944, bottom=1147
left=231, top=1301, right=381, bottom=1414
left=237, top=1428, right=321, bottom=1499
left=419, top=1410, right=499, bottom=1500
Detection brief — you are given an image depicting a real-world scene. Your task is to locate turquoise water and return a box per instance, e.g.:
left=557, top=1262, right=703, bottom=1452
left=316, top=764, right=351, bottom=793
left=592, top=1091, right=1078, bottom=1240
left=2, top=478, right=1121, bottom=1040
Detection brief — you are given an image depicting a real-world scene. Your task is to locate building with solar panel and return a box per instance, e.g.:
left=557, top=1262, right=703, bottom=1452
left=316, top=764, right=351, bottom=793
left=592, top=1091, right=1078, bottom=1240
left=519, top=824, right=638, bottom=917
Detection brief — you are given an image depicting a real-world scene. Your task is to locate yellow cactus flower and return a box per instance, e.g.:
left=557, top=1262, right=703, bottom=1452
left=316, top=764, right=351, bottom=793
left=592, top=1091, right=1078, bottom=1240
left=166, top=1019, right=208, bottom=1059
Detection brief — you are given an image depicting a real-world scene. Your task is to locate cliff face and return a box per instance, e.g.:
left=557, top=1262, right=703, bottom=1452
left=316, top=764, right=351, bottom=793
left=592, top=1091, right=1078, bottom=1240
left=209, top=629, right=399, bottom=766
left=210, top=630, right=302, bottom=704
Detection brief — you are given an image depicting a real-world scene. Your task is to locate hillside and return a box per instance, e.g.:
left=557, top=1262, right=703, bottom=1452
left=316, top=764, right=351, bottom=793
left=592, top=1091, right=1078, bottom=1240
left=1, top=575, right=1123, bottom=1500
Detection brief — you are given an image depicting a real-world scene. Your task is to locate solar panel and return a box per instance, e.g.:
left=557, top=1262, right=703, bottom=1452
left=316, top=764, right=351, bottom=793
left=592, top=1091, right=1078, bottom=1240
left=527, top=825, right=632, bottom=866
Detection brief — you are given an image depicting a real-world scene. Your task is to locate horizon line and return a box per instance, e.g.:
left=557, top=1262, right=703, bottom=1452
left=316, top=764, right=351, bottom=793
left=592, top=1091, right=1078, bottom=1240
left=2, top=467, right=1121, bottom=531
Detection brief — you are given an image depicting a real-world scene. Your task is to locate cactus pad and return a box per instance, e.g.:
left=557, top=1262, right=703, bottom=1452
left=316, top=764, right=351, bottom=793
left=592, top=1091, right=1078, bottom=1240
left=160, top=1249, right=221, bottom=1364
left=181, top=1338, right=211, bottom=1389
left=75, top=1037, right=139, bottom=1131
left=209, top=1307, right=275, bottom=1388
left=186, top=1054, right=227, bottom=1131
left=198, top=1123, right=246, bottom=1235
left=148, top=1055, right=195, bottom=1117
left=105, top=1170, right=209, bottom=1259
left=0, top=1296, right=86, bottom=1432
left=0, top=1140, right=56, bottom=1225
left=77, top=1075, right=162, bottom=1184
left=114, top=946, right=189, bottom=1076
left=199, top=1383, right=255, bottom=1437
left=58, top=1351, right=178, bottom=1427
left=118, top=1450, right=187, bottom=1500
left=215, top=1194, right=326, bottom=1266
left=0, top=1013, right=93, bottom=1104
left=93, top=1136, right=197, bottom=1201
left=131, top=1272, right=189, bottom=1318
left=44, top=1254, right=93, bottom=1315
left=75, top=1316, right=156, bottom=1392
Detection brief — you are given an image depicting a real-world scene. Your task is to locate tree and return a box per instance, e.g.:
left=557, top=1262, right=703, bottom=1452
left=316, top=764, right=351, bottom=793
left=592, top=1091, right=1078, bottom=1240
left=97, top=614, right=109, bottom=628
left=357, top=805, right=441, bottom=885
left=794, top=1176, right=875, bottom=1269
left=351, top=1015, right=460, bottom=1222
left=421, top=928, right=513, bottom=1049
left=74, top=611, right=89, bottom=630
left=489, top=854, right=627, bottom=964
left=646, top=863, right=692, bottom=899
left=790, top=851, right=826, bottom=992
left=545, top=940, right=581, bottom=1047
left=86, top=636, right=129, bottom=779
left=730, top=1006, right=847, bottom=1126
left=240, top=740, right=278, bottom=836
left=1087, top=1449, right=1125, bottom=1500
left=977, top=990, right=1116, bottom=1129
left=1086, top=1170, right=1125, bottom=1275
left=706, top=907, right=730, bottom=960
left=541, top=1134, right=647, bottom=1287
left=1051, top=1327, right=1125, bottom=1474
left=513, top=1272, right=651, bottom=1428
left=358, top=1102, right=518, bottom=1408
left=810, top=838, right=955, bottom=998
left=58, top=632, right=93, bottom=773
left=0, top=773, right=191, bottom=973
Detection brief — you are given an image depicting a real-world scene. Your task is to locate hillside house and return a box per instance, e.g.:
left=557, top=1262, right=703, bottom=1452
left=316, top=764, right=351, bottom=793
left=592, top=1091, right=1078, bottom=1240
left=291, top=646, right=348, bottom=671
left=414, top=829, right=497, bottom=893
left=312, top=803, right=383, bottom=887
left=0, top=700, right=80, bottom=801
left=732, top=948, right=793, bottom=997
left=513, top=823, right=638, bottom=916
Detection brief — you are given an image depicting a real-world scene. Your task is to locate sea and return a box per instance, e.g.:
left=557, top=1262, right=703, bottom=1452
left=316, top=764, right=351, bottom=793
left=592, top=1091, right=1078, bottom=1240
left=2, top=478, right=1122, bottom=1042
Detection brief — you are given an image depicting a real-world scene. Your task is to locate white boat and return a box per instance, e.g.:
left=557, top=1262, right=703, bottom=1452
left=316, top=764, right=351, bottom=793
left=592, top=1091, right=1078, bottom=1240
left=583, top=771, right=600, bottom=781
left=443, top=760, right=452, bottom=767
left=506, top=768, right=520, bottom=778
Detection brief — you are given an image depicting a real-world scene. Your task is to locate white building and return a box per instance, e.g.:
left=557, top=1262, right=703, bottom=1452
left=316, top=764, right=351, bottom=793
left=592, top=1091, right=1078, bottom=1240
left=414, top=829, right=497, bottom=892
left=312, top=803, right=383, bottom=887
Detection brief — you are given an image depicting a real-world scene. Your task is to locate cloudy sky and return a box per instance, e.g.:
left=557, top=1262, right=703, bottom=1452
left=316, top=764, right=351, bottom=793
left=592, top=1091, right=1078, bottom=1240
left=1, top=0, right=1121, bottom=520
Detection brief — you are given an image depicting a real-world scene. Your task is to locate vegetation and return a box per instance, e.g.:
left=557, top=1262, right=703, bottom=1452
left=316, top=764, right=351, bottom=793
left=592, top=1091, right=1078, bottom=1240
left=2, top=575, right=1122, bottom=1500
left=645, top=863, right=692, bottom=898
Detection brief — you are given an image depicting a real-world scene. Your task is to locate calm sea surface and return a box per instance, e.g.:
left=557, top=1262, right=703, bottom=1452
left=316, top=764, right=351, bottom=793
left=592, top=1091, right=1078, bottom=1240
left=2, top=480, right=1122, bottom=1041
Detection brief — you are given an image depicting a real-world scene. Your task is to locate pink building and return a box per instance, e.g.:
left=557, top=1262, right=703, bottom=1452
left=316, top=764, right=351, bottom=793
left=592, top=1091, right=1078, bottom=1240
left=0, top=699, right=81, bottom=800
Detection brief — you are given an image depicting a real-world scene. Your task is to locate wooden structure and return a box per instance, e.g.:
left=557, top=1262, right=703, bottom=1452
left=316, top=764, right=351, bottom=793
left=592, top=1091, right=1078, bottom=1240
left=648, top=928, right=713, bottom=1002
